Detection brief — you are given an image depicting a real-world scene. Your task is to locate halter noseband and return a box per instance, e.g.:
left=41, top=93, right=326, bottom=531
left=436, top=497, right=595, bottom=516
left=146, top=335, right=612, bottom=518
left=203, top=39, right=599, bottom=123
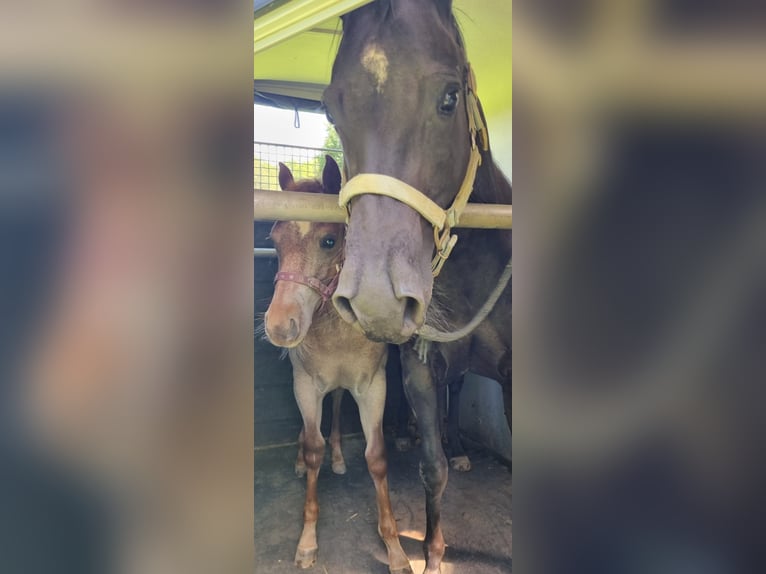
left=338, top=64, right=488, bottom=277
left=274, top=269, right=340, bottom=305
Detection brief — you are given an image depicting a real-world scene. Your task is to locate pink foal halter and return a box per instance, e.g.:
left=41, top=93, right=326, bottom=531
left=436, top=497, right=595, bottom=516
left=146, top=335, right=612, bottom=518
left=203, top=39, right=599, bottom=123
left=274, top=270, right=340, bottom=304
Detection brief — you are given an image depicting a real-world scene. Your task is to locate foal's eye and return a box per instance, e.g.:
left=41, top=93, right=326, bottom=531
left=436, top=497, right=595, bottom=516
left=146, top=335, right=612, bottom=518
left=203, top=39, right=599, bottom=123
left=439, top=89, right=460, bottom=115
left=320, top=235, right=336, bottom=249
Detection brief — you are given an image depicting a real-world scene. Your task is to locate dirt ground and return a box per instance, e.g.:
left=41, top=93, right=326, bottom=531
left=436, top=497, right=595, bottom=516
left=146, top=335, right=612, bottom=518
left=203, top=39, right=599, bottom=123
left=255, top=435, right=512, bottom=574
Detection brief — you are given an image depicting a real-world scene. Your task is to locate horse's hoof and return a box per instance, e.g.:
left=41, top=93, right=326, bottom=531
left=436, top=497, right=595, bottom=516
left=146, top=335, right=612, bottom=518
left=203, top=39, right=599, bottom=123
left=395, top=438, right=411, bottom=452
left=294, top=547, right=318, bottom=569
left=295, top=463, right=307, bottom=477
left=332, top=460, right=347, bottom=475
left=450, top=455, right=471, bottom=472
left=387, top=551, right=413, bottom=574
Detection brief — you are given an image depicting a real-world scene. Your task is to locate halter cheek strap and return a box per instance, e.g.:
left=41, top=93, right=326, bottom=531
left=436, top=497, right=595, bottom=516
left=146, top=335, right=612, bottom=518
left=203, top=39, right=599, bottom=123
left=274, top=270, right=340, bottom=304
left=337, top=63, right=488, bottom=277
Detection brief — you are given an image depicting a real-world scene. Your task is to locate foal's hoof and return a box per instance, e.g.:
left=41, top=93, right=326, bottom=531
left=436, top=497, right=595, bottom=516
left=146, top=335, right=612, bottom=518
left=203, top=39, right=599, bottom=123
left=390, top=565, right=414, bottom=574
left=295, top=462, right=307, bottom=477
left=450, top=455, right=472, bottom=472
left=332, top=460, right=347, bottom=475
left=294, top=547, right=318, bottom=569
left=395, top=438, right=411, bottom=452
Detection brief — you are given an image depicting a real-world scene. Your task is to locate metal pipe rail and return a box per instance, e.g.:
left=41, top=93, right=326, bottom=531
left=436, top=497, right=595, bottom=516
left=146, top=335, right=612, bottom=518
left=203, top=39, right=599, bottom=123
left=254, top=248, right=277, bottom=258
left=253, top=190, right=513, bottom=229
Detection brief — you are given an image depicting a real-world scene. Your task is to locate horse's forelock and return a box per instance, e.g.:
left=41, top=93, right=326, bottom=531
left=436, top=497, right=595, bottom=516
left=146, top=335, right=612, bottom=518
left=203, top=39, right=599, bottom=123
left=285, top=179, right=324, bottom=195
left=342, top=0, right=463, bottom=49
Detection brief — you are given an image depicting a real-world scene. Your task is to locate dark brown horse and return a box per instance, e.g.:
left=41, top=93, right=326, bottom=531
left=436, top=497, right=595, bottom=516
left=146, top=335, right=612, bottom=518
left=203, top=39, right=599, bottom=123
left=324, top=2, right=511, bottom=572
left=264, top=157, right=412, bottom=573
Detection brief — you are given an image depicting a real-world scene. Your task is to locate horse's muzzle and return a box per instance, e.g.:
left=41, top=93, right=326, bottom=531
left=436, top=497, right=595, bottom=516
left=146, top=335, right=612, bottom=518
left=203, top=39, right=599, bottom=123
left=333, top=193, right=433, bottom=343
left=333, top=276, right=425, bottom=344
left=264, top=315, right=301, bottom=348
left=264, top=285, right=314, bottom=348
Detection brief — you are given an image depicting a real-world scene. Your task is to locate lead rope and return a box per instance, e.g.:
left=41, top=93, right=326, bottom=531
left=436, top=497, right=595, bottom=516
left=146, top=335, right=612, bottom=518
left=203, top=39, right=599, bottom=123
left=413, top=259, right=511, bottom=361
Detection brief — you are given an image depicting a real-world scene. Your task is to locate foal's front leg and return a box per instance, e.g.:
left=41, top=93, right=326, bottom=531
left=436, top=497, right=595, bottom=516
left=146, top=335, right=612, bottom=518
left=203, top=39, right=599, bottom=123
left=329, top=388, right=347, bottom=474
left=296, top=388, right=345, bottom=476
left=400, top=344, right=448, bottom=574
left=295, top=427, right=307, bottom=476
left=293, top=372, right=326, bottom=568
left=354, top=369, right=413, bottom=574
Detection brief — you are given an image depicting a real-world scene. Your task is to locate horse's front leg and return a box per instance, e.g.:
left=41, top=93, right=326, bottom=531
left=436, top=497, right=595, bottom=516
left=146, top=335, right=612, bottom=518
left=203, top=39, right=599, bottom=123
left=388, top=345, right=413, bottom=452
left=355, top=369, right=413, bottom=574
left=400, top=344, right=448, bottom=574
left=446, top=375, right=471, bottom=472
left=293, top=372, right=326, bottom=569
left=500, top=348, right=512, bottom=441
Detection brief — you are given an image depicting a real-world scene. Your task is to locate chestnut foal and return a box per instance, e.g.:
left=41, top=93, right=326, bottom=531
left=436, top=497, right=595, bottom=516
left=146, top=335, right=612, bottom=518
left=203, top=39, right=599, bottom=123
left=264, top=156, right=412, bottom=574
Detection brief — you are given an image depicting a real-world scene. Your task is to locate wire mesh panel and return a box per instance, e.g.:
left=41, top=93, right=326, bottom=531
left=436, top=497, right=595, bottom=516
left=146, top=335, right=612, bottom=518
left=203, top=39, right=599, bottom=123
left=254, top=141, right=343, bottom=191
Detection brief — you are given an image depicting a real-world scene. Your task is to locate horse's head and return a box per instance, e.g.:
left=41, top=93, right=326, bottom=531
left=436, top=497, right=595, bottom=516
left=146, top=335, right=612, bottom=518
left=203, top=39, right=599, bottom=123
left=264, top=156, right=344, bottom=347
left=326, top=0, right=481, bottom=343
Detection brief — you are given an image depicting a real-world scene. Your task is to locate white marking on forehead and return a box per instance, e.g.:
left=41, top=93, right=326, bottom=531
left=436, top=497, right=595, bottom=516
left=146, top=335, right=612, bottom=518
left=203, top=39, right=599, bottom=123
left=296, top=222, right=311, bottom=237
left=361, top=43, right=388, bottom=93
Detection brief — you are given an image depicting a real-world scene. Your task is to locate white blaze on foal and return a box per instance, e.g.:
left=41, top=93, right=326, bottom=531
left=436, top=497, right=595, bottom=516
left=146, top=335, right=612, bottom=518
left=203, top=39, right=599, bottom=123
left=296, top=221, right=311, bottom=237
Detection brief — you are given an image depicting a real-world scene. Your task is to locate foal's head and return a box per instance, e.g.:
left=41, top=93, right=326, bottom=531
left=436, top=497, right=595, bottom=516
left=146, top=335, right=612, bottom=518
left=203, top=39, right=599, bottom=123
left=264, top=156, right=344, bottom=348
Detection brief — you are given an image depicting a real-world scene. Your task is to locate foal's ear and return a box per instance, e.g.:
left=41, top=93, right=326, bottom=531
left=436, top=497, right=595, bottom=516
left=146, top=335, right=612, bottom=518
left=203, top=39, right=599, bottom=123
left=278, top=162, right=294, bottom=191
left=322, top=155, right=342, bottom=195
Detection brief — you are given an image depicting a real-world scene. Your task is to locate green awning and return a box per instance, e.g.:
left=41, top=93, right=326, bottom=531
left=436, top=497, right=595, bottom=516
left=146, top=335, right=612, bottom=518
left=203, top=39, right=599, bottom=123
left=254, top=0, right=511, bottom=118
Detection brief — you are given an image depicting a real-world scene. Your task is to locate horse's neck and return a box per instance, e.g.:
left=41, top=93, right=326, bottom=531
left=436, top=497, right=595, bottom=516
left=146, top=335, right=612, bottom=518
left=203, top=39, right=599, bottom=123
left=475, top=149, right=512, bottom=205
left=436, top=149, right=512, bottom=298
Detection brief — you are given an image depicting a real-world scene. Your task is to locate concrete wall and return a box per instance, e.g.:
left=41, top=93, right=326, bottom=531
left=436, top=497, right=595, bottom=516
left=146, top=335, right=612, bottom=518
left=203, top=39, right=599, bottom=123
left=459, top=373, right=512, bottom=462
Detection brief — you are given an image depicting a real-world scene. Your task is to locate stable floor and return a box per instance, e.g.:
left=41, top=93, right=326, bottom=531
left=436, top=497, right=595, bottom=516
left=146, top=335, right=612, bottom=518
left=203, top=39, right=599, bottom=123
left=255, top=435, right=512, bottom=574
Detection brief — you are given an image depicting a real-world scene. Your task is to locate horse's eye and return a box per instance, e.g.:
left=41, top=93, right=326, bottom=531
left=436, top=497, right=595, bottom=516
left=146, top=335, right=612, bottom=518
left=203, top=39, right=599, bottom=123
left=320, top=235, right=336, bottom=249
left=439, top=89, right=459, bottom=115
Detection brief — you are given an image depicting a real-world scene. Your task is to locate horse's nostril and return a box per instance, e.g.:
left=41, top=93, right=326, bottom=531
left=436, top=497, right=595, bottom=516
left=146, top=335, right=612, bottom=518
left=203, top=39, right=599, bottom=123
left=333, top=295, right=358, bottom=325
left=288, top=318, right=298, bottom=339
left=402, top=296, right=425, bottom=331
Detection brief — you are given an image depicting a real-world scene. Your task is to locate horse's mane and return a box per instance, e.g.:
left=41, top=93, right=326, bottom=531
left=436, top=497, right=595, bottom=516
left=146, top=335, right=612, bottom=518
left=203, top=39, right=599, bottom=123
left=352, top=0, right=466, bottom=51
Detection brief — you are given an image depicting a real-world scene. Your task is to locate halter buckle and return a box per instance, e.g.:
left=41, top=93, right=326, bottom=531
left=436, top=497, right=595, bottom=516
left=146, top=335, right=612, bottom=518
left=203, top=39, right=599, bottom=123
left=431, top=227, right=458, bottom=277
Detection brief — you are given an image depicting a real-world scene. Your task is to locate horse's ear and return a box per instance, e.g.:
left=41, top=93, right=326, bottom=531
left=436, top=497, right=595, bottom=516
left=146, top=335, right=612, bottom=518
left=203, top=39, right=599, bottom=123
left=322, top=155, right=342, bottom=195
left=278, top=162, right=294, bottom=191
left=435, top=0, right=453, bottom=19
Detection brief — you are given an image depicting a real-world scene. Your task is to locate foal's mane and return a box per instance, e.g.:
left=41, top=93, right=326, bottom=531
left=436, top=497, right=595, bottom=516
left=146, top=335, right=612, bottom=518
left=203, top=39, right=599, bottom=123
left=285, top=179, right=323, bottom=194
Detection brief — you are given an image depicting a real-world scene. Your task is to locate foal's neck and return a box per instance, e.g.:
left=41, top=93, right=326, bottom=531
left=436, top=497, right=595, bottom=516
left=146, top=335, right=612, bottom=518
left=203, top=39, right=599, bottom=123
left=299, top=298, right=354, bottom=350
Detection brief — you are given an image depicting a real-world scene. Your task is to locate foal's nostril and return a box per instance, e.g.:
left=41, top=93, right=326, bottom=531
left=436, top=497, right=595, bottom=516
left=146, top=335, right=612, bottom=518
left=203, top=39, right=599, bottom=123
left=402, top=296, right=425, bottom=332
left=333, top=295, right=358, bottom=325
